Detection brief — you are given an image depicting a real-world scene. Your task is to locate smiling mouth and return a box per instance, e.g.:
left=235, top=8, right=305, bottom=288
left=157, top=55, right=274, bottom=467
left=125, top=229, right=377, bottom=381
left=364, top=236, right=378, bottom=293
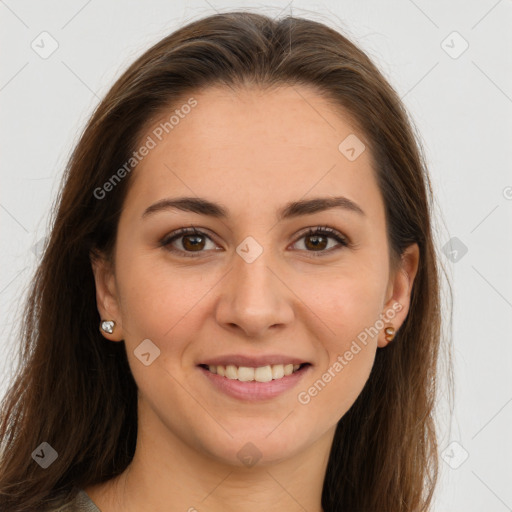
left=198, top=363, right=311, bottom=383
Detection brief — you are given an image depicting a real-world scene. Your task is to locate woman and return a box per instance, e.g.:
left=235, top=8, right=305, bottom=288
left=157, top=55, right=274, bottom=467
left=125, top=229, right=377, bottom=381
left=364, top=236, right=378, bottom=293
left=0, top=10, right=451, bottom=512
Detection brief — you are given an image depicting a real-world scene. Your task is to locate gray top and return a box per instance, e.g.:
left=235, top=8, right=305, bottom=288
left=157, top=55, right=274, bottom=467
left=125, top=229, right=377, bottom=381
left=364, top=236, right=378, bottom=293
left=50, top=489, right=101, bottom=512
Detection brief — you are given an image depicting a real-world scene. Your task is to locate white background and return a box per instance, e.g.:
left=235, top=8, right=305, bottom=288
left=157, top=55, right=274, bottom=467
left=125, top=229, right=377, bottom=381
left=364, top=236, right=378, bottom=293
left=1, top=1, right=511, bottom=510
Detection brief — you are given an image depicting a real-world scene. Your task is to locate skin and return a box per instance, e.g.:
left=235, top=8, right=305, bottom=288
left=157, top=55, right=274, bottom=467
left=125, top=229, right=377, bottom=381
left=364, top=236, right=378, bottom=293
left=87, top=84, right=419, bottom=512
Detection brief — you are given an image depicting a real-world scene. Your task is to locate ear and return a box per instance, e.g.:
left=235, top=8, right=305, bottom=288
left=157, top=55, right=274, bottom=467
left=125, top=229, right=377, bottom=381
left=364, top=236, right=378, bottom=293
left=378, top=243, right=420, bottom=348
left=90, top=250, right=124, bottom=341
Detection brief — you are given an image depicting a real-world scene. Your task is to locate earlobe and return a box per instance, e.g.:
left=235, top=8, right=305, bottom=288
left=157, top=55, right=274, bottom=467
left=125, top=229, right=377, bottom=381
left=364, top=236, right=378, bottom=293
left=378, top=243, right=420, bottom=348
left=90, top=250, right=123, bottom=341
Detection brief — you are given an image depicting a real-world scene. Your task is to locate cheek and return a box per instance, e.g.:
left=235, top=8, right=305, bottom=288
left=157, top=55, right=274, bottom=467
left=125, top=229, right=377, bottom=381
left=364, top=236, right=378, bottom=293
left=114, top=258, right=212, bottom=396
left=295, top=288, right=380, bottom=426
left=297, top=264, right=387, bottom=343
left=115, top=255, right=207, bottom=346
left=291, top=268, right=385, bottom=420
left=297, top=345, right=376, bottom=429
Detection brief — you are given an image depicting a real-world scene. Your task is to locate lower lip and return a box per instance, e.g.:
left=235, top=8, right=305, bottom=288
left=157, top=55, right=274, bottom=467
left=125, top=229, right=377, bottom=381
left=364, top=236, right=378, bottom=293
left=198, top=365, right=311, bottom=401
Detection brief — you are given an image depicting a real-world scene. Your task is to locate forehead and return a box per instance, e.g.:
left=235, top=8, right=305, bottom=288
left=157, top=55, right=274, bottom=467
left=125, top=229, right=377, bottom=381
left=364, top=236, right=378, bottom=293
left=122, top=84, right=383, bottom=223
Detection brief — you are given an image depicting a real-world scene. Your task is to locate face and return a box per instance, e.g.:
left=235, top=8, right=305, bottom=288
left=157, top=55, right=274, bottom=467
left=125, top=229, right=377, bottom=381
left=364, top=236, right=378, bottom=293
left=92, top=84, right=418, bottom=467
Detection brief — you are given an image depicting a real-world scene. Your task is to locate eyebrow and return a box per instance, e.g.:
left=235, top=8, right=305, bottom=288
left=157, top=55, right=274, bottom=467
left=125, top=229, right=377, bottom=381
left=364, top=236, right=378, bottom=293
left=141, top=195, right=365, bottom=221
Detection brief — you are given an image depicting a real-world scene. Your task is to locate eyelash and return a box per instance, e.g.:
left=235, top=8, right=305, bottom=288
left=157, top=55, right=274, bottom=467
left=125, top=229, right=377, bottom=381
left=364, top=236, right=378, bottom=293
left=159, top=226, right=349, bottom=258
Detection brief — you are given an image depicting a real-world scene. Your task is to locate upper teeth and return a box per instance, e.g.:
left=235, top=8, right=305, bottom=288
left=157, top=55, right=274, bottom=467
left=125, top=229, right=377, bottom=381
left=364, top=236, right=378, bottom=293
left=208, top=364, right=301, bottom=382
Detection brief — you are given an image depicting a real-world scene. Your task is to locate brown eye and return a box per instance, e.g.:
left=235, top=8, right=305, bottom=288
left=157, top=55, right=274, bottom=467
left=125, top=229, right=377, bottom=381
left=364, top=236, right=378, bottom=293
left=304, top=234, right=328, bottom=251
left=181, top=234, right=206, bottom=251
left=292, top=227, right=349, bottom=256
left=160, top=225, right=349, bottom=259
left=160, top=228, right=218, bottom=257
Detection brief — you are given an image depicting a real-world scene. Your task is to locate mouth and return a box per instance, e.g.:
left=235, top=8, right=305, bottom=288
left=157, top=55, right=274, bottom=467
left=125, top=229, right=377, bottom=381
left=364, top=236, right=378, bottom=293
left=198, top=362, right=311, bottom=382
left=197, top=362, right=312, bottom=401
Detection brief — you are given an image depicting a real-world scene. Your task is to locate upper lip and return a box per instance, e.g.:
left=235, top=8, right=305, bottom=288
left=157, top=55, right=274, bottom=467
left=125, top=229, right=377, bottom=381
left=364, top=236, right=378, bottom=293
left=199, top=354, right=311, bottom=368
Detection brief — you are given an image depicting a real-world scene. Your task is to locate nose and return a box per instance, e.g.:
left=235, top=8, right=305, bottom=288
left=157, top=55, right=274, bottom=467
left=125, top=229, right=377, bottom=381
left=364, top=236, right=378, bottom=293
left=215, top=248, right=295, bottom=338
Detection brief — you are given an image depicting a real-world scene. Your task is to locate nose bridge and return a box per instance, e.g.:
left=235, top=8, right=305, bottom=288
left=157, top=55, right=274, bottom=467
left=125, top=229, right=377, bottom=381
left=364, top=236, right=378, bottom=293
left=215, top=238, right=294, bottom=336
left=234, top=247, right=276, bottom=303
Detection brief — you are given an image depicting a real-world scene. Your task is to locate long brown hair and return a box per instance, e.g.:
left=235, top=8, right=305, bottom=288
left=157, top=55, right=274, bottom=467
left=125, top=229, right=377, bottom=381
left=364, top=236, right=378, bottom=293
left=0, top=11, right=452, bottom=511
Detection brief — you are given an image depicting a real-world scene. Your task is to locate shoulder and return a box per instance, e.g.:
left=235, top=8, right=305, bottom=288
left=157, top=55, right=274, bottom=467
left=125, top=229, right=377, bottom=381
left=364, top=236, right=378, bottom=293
left=45, top=488, right=101, bottom=512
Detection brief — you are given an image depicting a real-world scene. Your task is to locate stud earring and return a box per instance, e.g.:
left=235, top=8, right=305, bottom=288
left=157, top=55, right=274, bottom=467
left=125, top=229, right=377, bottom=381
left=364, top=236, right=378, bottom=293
left=100, top=320, right=115, bottom=334
left=384, top=325, right=396, bottom=342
